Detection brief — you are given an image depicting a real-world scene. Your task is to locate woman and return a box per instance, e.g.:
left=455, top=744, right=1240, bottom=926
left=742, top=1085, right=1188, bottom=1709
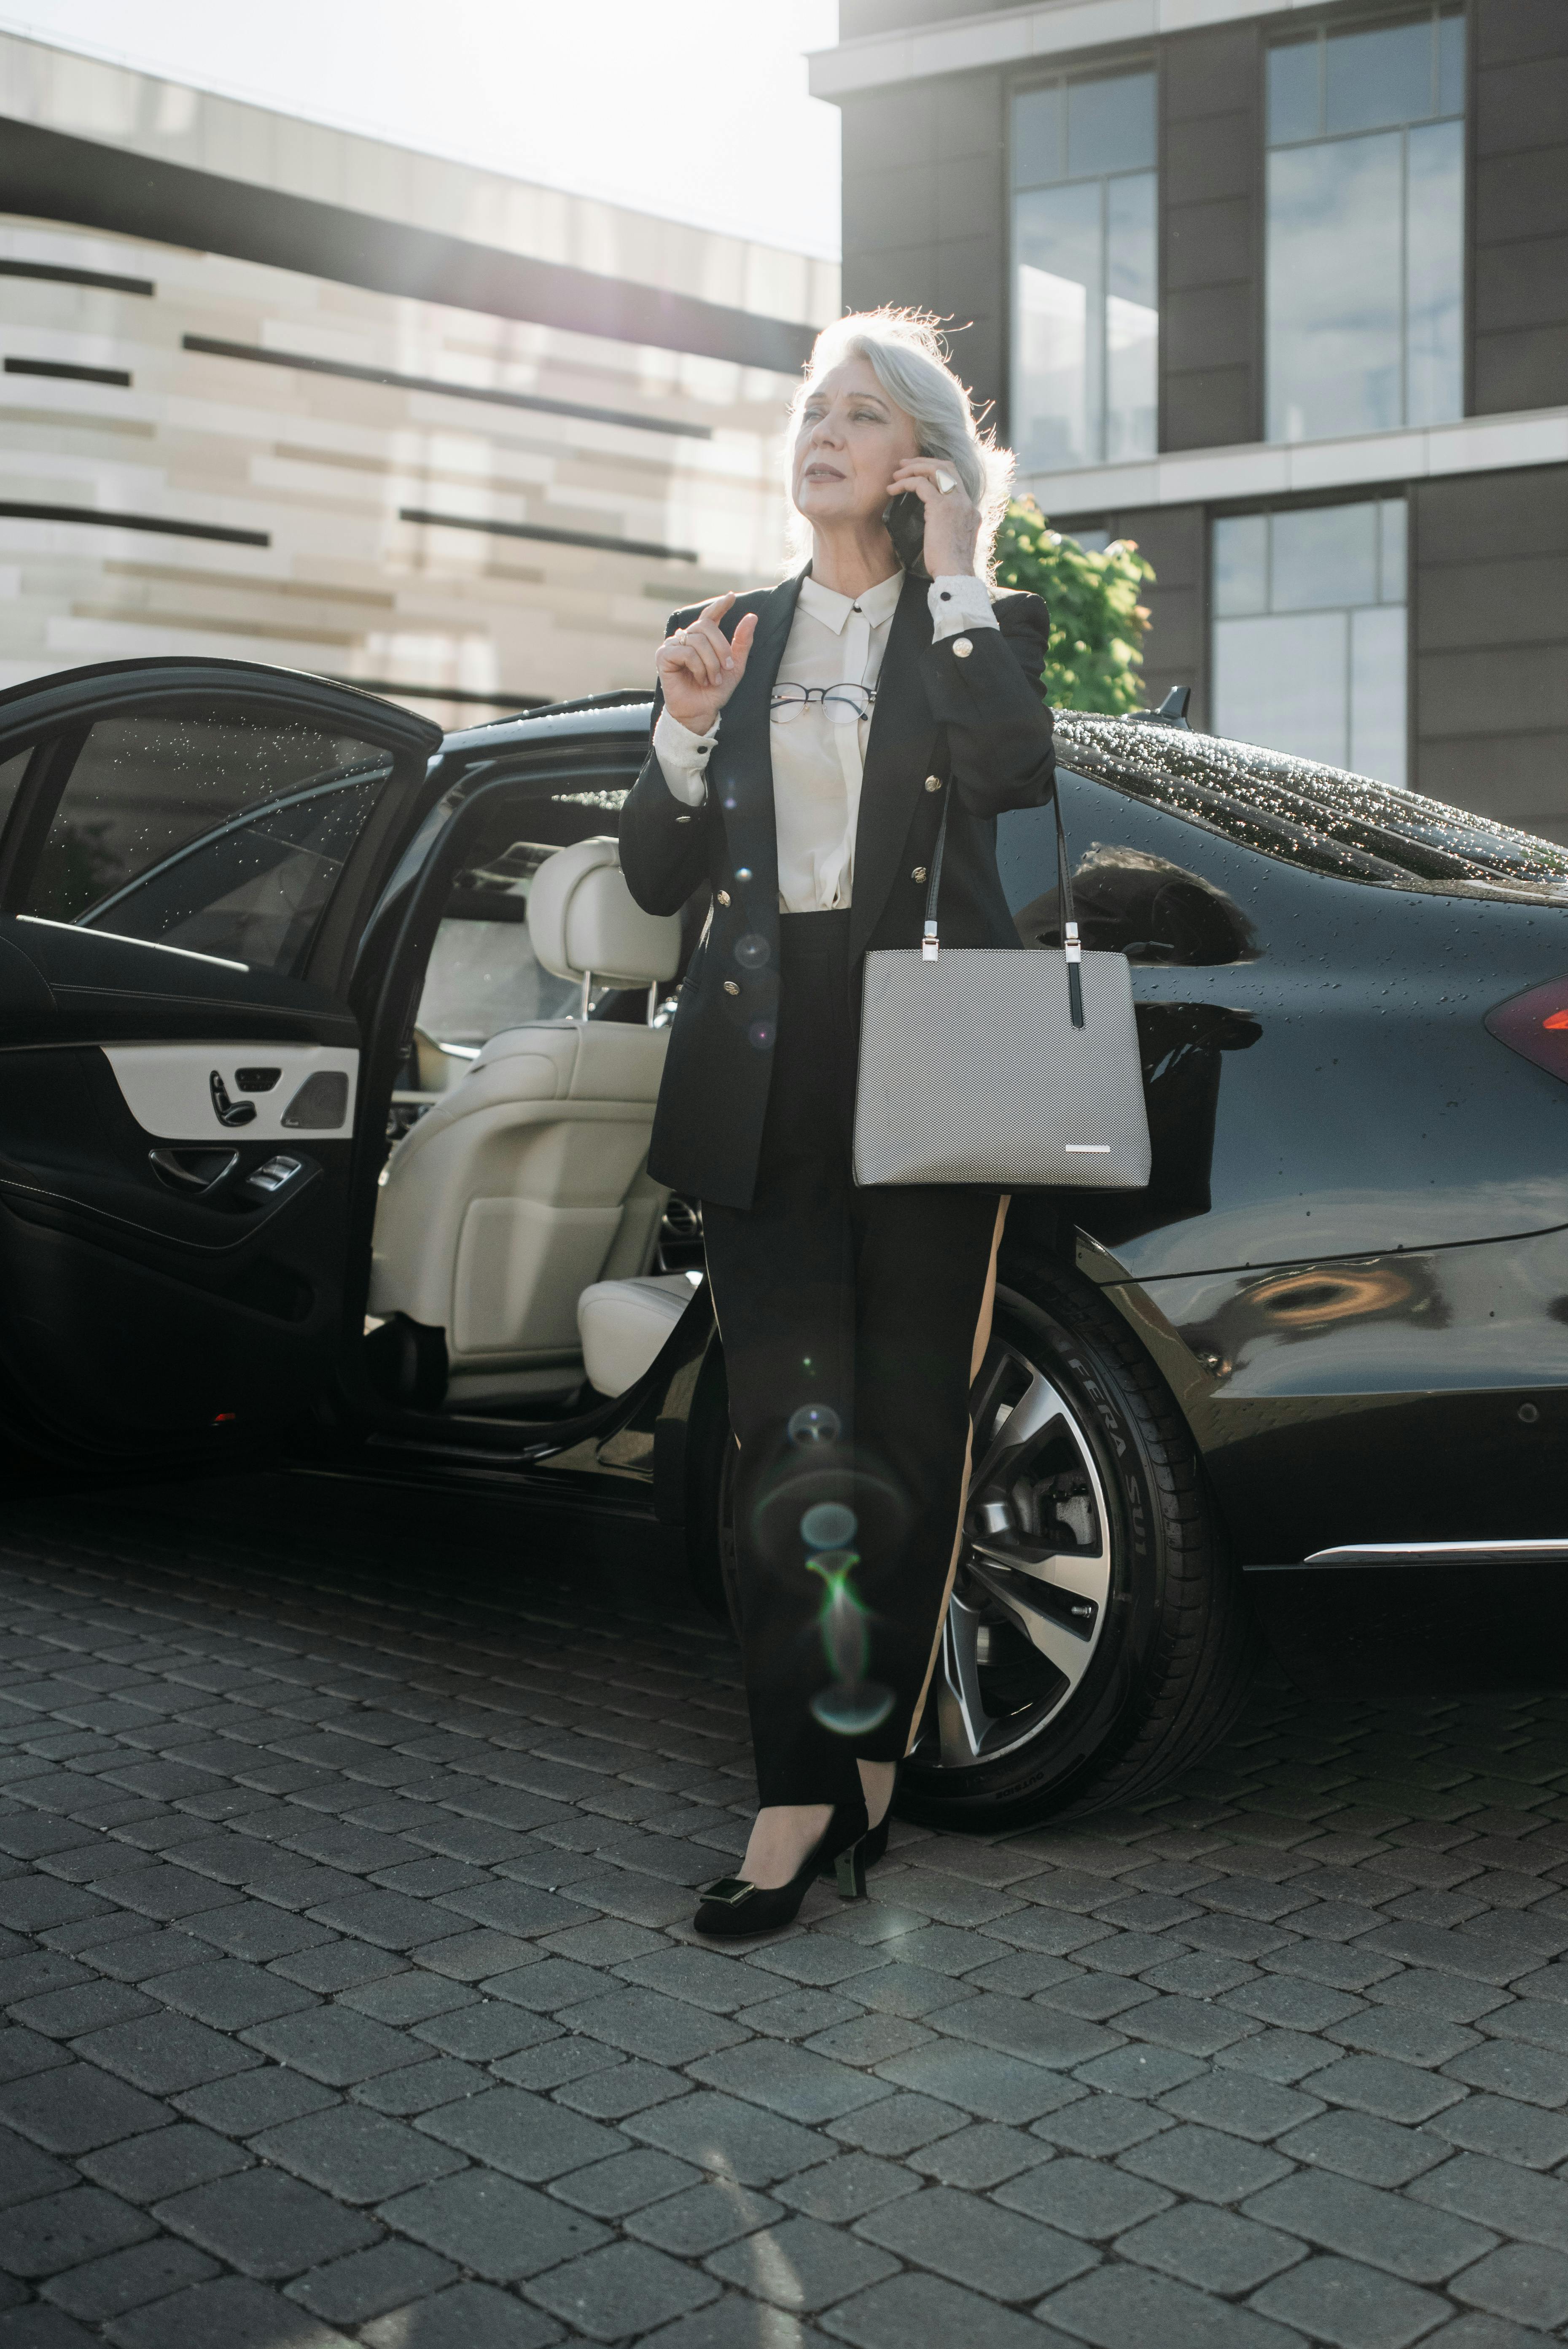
left=620, top=309, right=1055, bottom=1935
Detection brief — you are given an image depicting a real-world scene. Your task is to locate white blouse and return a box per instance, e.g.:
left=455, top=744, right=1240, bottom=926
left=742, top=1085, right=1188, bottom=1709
left=654, top=568, right=998, bottom=913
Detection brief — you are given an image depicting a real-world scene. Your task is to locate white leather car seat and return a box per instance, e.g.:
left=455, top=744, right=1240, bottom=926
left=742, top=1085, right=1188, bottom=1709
left=578, top=1270, right=701, bottom=1398
left=369, top=837, right=682, bottom=1408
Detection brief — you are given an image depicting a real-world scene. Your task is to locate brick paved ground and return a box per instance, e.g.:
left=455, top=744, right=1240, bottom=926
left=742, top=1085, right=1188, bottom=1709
left=3, top=1473, right=1568, bottom=2349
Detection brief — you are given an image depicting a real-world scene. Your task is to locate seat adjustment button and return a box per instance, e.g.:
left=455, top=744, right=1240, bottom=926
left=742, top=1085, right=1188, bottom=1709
left=952, top=636, right=972, bottom=657
left=723, top=980, right=740, bottom=996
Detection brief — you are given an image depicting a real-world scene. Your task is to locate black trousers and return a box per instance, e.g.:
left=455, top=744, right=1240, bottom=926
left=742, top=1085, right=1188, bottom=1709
left=702, top=910, right=1003, bottom=1808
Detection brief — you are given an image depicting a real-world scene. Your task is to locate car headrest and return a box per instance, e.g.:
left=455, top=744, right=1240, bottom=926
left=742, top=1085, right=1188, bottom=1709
left=526, top=836, right=682, bottom=988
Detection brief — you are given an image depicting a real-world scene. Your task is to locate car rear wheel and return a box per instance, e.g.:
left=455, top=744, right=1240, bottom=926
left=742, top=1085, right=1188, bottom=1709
left=697, top=1248, right=1259, bottom=1829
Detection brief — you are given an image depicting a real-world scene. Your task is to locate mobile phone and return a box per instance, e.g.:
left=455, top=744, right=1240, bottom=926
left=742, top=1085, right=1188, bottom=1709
left=882, top=490, right=928, bottom=576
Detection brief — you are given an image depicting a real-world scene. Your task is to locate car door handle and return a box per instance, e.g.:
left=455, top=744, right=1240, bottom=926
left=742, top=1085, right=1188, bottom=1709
left=148, top=1146, right=240, bottom=1196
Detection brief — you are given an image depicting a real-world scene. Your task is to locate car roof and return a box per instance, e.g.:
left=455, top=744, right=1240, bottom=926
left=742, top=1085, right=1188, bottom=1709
left=438, top=692, right=1568, bottom=907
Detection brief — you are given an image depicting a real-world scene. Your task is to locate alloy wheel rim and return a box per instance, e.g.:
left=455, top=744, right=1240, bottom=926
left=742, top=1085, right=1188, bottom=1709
left=913, top=1316, right=1114, bottom=1775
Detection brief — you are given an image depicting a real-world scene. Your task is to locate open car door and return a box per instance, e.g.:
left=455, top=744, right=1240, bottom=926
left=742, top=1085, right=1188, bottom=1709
left=0, top=656, right=441, bottom=1471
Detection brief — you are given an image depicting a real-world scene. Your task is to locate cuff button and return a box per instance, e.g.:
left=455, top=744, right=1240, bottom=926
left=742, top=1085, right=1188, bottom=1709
left=723, top=980, right=740, bottom=996
left=952, top=637, right=973, bottom=658
left=924, top=776, right=942, bottom=792
left=716, top=890, right=731, bottom=906
left=912, top=866, right=927, bottom=883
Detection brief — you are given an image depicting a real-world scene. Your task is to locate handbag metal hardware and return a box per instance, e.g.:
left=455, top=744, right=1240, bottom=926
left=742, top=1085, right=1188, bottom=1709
left=853, top=755, right=1152, bottom=1192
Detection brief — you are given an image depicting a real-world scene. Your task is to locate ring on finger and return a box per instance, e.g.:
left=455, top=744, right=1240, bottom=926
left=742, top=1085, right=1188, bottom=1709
left=934, top=468, right=957, bottom=495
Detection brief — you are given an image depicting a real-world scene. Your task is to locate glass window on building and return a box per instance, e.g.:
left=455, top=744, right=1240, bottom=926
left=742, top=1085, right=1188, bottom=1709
left=1267, top=6, right=1464, bottom=443
left=1211, top=499, right=1408, bottom=785
left=1011, top=69, right=1157, bottom=472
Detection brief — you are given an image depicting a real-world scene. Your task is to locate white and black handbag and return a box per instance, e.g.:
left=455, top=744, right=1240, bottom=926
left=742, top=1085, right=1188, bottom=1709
left=853, top=783, right=1152, bottom=1191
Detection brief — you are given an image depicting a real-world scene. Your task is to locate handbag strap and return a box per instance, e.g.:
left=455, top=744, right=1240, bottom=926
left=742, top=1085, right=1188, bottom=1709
left=922, top=775, right=1085, bottom=1029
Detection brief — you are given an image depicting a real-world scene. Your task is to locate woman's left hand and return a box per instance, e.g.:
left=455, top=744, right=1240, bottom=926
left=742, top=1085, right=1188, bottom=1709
left=886, top=457, right=980, bottom=579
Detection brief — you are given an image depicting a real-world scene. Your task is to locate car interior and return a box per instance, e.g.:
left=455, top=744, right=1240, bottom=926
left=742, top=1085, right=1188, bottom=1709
left=368, top=794, right=707, bottom=1421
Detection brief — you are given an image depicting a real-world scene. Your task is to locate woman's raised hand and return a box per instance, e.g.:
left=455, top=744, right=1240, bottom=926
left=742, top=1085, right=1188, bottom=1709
left=655, top=593, right=759, bottom=735
left=886, top=457, right=980, bottom=581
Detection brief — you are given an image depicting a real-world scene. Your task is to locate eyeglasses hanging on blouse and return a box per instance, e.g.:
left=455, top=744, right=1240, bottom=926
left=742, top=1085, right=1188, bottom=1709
left=769, top=683, right=878, bottom=727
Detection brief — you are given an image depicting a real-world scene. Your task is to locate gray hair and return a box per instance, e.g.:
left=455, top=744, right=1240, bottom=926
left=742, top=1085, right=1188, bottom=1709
left=786, top=308, right=1015, bottom=580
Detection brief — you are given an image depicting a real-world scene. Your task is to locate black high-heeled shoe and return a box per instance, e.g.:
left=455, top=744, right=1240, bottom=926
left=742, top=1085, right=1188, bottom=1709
left=838, top=1765, right=899, bottom=1876
left=694, top=1799, right=869, bottom=1938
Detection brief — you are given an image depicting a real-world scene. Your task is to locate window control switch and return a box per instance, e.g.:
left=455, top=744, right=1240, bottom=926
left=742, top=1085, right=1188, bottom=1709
left=245, top=1154, right=303, bottom=1194
left=235, top=1067, right=282, bottom=1092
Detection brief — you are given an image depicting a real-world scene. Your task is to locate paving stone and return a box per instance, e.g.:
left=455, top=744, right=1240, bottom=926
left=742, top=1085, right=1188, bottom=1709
left=706, top=2212, right=899, bottom=2312
left=551, top=2147, right=700, bottom=2219
left=937, top=1993, right=1123, bottom=2070
left=104, top=2272, right=356, bottom=2346
left=873, top=2043, right=1081, bottom=2125
left=359, top=2278, right=562, bottom=2347
left=1410, top=2149, right=1568, bottom=2250
left=909, top=2123, right=1050, bottom=2189
left=1445, top=2037, right=1568, bottom=2106
left=820, top=2268, right=1063, bottom=2349
left=1226, top=1978, right=1366, bottom=2032
left=243, top=2005, right=423, bottom=2085
left=774, top=2152, right=922, bottom=2219
left=40, top=2237, right=218, bottom=2321
left=1304, top=2050, right=1468, bottom=2123
left=1030, top=2094, right=1164, bottom=2158
left=383, top=2155, right=612, bottom=2277
left=559, top=1986, right=750, bottom=2066
left=626, top=2180, right=784, bottom=2257
left=69, top=2011, right=260, bottom=2095
left=1449, top=2241, right=1568, bottom=2329
left=740, top=1987, right=864, bottom=2042
left=629, top=2091, right=828, bottom=2187
left=856, top=2183, right=1096, bottom=2301
left=1039, top=2260, right=1301, bottom=2347
left=1433, top=2091, right=1568, bottom=2168
left=1244, top=2167, right=1497, bottom=2282
left=285, top=2237, right=457, bottom=2324
left=1159, top=2069, right=1326, bottom=2141
left=174, top=2063, right=338, bottom=2134
left=0, top=2130, right=76, bottom=2210
left=1277, top=2109, right=1450, bottom=2187
left=1249, top=2251, right=1452, bottom=2349
left=419, top=2084, right=628, bottom=2181
left=355, top=2052, right=487, bottom=2115
left=417, top=1999, right=559, bottom=2061
left=1120, top=2121, right=1294, bottom=2204
left=0, top=2062, right=167, bottom=2153
left=693, top=2042, right=893, bottom=2127
left=10, top=1981, right=156, bottom=2040
left=527, top=2239, right=721, bottom=2339
left=554, top=2059, right=689, bottom=2119
left=1073, top=2044, right=1207, bottom=2099
left=342, top=1970, right=475, bottom=2026
left=156, top=2165, right=379, bottom=2278
left=1118, top=2200, right=1305, bottom=2293
left=78, top=2121, right=248, bottom=2204
left=256, top=2102, right=467, bottom=2201
left=4, top=2183, right=155, bottom=2277
left=997, top=2154, right=1170, bottom=2239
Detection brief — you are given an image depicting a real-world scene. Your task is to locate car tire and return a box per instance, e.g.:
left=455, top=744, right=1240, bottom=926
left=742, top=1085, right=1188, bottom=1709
left=694, top=1247, right=1259, bottom=1829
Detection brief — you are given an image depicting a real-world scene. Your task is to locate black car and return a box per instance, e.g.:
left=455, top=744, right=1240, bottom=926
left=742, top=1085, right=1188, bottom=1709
left=2, top=654, right=1566, bottom=1832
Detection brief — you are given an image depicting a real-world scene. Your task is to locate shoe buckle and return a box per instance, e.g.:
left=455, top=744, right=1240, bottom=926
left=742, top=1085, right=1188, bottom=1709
left=700, top=1875, right=756, bottom=1908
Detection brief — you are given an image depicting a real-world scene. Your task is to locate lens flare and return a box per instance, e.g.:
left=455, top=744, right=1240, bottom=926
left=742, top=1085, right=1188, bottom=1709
left=787, top=1403, right=841, bottom=1447
left=734, top=934, right=769, bottom=969
left=801, top=1501, right=857, bottom=1550
left=811, top=1681, right=895, bottom=1736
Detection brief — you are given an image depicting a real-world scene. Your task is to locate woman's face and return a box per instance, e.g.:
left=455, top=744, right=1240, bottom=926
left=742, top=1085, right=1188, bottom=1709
left=791, top=356, right=920, bottom=530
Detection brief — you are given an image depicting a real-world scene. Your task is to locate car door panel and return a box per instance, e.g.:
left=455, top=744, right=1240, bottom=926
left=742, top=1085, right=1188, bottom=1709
left=102, top=1043, right=358, bottom=1141
left=0, top=657, right=441, bottom=1464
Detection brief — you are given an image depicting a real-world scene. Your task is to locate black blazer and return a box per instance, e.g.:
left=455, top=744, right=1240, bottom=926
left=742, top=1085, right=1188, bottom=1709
left=620, top=566, right=1056, bottom=1208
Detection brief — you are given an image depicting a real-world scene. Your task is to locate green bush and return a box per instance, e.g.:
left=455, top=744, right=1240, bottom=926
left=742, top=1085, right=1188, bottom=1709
left=992, top=498, right=1155, bottom=714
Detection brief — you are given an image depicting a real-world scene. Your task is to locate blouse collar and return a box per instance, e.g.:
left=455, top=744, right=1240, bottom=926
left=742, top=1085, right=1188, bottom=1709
left=796, top=566, right=905, bottom=636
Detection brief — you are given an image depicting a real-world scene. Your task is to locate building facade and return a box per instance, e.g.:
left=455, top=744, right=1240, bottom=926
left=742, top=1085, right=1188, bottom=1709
left=815, top=0, right=1568, bottom=837
left=0, top=35, right=836, bottom=729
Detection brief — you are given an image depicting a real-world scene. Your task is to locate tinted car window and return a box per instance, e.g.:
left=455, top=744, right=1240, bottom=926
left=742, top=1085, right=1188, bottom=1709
left=26, top=705, right=393, bottom=972
left=1055, top=713, right=1568, bottom=903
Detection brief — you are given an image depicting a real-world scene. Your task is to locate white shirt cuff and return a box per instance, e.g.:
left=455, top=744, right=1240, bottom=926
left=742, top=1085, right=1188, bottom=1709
left=928, top=575, right=999, bottom=640
left=653, top=707, right=714, bottom=807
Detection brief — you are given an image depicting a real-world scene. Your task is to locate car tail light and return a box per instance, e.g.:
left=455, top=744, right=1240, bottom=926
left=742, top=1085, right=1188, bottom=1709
left=1485, top=977, right=1568, bottom=1082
